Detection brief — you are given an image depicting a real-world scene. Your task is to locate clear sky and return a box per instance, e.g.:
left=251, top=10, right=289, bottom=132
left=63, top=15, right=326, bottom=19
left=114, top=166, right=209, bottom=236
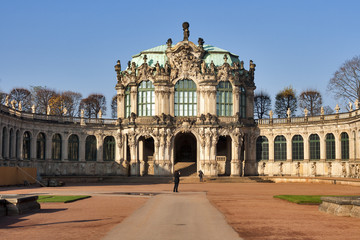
left=1, top=0, right=359, bottom=117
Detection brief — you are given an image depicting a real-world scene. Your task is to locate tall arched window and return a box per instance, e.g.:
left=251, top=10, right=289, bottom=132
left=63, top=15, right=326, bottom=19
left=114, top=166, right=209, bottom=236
left=85, top=135, right=97, bottom=161
left=274, top=135, right=286, bottom=161
left=103, top=136, right=115, bottom=161
left=174, top=79, right=197, bottom=116
left=23, top=131, right=31, bottom=160
left=52, top=134, right=62, bottom=160
left=68, top=134, right=79, bottom=161
left=36, top=132, right=46, bottom=160
left=124, top=86, right=131, bottom=118
left=256, top=136, right=269, bottom=161
left=341, top=132, right=349, bottom=160
left=326, top=133, right=335, bottom=160
left=137, top=80, right=155, bottom=116
left=292, top=135, right=304, bottom=160
left=309, top=134, right=320, bottom=160
left=9, top=129, right=13, bottom=159
left=216, top=81, right=233, bottom=116
left=239, top=86, right=246, bottom=118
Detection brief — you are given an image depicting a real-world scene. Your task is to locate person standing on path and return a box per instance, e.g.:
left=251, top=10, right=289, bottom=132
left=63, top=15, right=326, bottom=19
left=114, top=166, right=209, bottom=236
left=173, top=171, right=180, bottom=192
left=198, top=170, right=204, bottom=182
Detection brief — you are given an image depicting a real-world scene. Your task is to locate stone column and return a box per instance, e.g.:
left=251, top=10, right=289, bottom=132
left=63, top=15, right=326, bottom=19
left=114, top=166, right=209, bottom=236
left=335, top=133, right=341, bottom=160
left=130, top=85, right=138, bottom=115
left=128, top=131, right=138, bottom=176
left=169, top=89, right=174, bottom=116
left=320, top=134, right=326, bottom=161
left=286, top=135, right=292, bottom=162
left=79, top=134, right=86, bottom=162
left=97, top=134, right=103, bottom=162
left=30, top=131, right=37, bottom=160
left=230, top=132, right=242, bottom=176
left=233, top=87, right=239, bottom=116
left=3, top=128, right=9, bottom=159
left=117, top=89, right=125, bottom=119
left=268, top=136, right=274, bottom=161
left=45, top=131, right=53, bottom=160
left=138, top=139, right=144, bottom=176
left=349, top=131, right=355, bottom=161
left=303, top=134, right=309, bottom=161
left=10, top=130, right=16, bottom=159
left=62, top=134, right=68, bottom=161
left=115, top=131, right=123, bottom=164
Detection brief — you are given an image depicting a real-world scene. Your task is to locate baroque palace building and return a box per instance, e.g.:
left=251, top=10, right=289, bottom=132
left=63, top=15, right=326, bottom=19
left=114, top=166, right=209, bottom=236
left=1, top=22, right=360, bottom=179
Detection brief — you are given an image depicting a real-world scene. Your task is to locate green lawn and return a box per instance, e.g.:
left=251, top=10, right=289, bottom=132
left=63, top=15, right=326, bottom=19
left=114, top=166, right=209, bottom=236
left=37, top=195, right=91, bottom=203
left=274, top=195, right=327, bottom=205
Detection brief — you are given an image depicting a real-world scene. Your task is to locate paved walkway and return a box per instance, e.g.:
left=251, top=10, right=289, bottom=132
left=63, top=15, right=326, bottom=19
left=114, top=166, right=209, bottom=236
left=102, top=192, right=243, bottom=240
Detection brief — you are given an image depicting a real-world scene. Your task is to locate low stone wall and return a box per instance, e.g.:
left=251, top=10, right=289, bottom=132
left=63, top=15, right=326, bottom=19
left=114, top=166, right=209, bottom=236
left=258, top=160, right=359, bottom=178
left=0, top=194, right=40, bottom=216
left=319, top=196, right=360, bottom=218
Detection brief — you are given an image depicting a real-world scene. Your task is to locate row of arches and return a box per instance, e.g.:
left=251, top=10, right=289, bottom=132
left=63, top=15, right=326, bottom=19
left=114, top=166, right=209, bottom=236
left=124, top=79, right=246, bottom=118
left=1, top=127, right=116, bottom=161
left=256, top=132, right=350, bottom=161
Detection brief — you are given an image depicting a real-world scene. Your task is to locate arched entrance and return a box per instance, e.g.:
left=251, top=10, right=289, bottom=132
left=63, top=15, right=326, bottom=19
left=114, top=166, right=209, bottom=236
left=174, top=132, right=197, bottom=176
left=138, top=136, right=155, bottom=176
left=216, top=136, right=232, bottom=176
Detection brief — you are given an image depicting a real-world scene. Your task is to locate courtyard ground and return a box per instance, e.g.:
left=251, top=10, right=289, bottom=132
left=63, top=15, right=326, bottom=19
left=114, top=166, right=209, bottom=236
left=0, top=181, right=360, bottom=240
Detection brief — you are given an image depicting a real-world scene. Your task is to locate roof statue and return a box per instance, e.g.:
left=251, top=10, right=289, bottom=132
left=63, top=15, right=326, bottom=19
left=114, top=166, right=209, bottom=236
left=182, top=22, right=190, bottom=41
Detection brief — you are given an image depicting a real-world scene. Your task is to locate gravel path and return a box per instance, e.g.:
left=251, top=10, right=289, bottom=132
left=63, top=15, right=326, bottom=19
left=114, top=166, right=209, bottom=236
left=102, top=192, right=242, bottom=240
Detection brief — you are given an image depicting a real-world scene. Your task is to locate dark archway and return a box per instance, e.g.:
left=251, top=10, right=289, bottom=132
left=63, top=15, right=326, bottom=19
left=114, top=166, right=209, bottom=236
left=216, top=136, right=232, bottom=176
left=138, top=136, right=155, bottom=175
left=174, top=132, right=197, bottom=176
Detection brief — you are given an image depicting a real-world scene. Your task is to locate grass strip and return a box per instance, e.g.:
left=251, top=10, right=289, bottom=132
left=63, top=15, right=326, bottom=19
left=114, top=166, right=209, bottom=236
left=37, top=195, right=91, bottom=203
left=274, top=195, right=326, bottom=205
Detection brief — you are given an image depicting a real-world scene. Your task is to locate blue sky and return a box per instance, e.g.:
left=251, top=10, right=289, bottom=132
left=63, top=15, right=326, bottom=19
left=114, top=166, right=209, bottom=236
left=1, top=0, right=360, bottom=116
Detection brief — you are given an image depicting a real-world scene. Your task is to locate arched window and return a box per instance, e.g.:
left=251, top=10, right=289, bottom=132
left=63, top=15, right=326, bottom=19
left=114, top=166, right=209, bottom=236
left=174, top=79, right=197, bottom=116
left=9, top=129, right=13, bottom=159
left=124, top=86, right=131, bottom=118
left=309, top=134, right=320, bottom=160
left=341, top=132, right=349, bottom=160
left=23, top=131, right=31, bottom=160
left=292, top=135, right=304, bottom=160
left=103, top=136, right=115, bottom=161
left=85, top=135, right=97, bottom=161
left=68, top=134, right=79, bottom=161
left=52, top=134, right=62, bottom=160
left=256, top=136, right=269, bottom=161
left=274, top=135, right=286, bottom=161
left=137, top=80, right=155, bottom=116
left=326, top=133, right=335, bottom=160
left=239, top=86, right=246, bottom=118
left=216, top=81, right=233, bottom=116
left=36, top=132, right=46, bottom=160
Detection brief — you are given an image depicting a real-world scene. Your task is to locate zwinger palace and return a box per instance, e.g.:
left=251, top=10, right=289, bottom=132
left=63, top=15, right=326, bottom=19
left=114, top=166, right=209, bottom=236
left=1, top=23, right=360, bottom=180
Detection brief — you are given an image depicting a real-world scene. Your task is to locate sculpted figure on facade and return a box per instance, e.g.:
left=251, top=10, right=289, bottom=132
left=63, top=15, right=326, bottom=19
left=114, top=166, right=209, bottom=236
left=311, top=162, right=316, bottom=176
left=327, top=162, right=332, bottom=177
left=295, top=162, right=301, bottom=176
left=279, top=162, right=283, bottom=176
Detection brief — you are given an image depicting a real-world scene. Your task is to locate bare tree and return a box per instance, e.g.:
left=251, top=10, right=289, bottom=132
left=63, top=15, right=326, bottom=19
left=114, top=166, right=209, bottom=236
left=111, top=95, right=117, bottom=118
left=79, top=93, right=106, bottom=118
left=328, top=55, right=360, bottom=104
left=62, top=91, right=82, bottom=117
left=31, top=86, right=57, bottom=114
left=275, top=86, right=297, bottom=118
left=299, top=89, right=322, bottom=116
left=8, top=88, right=32, bottom=111
left=254, top=91, right=271, bottom=119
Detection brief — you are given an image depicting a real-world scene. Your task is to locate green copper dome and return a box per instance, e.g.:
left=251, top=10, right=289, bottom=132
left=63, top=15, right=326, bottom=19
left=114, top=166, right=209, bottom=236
left=130, top=44, right=240, bottom=68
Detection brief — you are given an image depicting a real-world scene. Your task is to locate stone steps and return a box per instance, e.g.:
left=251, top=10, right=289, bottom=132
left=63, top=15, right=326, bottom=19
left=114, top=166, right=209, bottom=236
left=174, top=162, right=197, bottom=177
